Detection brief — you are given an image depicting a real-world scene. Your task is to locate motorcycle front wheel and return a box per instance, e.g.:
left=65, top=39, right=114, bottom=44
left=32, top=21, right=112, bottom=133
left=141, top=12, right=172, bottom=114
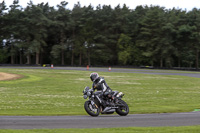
left=116, top=100, right=129, bottom=116
left=84, top=101, right=100, bottom=117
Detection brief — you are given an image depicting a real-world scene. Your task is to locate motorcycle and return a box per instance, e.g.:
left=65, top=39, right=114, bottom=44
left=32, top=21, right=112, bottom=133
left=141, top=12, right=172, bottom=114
left=83, top=86, right=129, bottom=117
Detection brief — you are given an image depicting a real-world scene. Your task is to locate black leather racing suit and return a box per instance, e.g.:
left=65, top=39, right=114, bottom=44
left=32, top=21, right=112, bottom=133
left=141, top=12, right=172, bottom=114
left=92, top=77, right=112, bottom=102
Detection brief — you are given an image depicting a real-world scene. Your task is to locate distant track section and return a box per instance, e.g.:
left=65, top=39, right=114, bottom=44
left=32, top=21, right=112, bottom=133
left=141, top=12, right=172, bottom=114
left=1, top=66, right=200, bottom=78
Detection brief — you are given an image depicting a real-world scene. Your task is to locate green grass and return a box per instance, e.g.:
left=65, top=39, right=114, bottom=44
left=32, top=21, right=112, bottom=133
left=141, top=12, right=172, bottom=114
left=0, top=68, right=200, bottom=115
left=0, top=68, right=200, bottom=132
left=1, top=126, right=200, bottom=133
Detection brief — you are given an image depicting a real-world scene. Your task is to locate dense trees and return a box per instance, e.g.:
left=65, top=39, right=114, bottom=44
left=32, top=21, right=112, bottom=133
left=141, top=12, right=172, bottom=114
left=0, top=1, right=200, bottom=69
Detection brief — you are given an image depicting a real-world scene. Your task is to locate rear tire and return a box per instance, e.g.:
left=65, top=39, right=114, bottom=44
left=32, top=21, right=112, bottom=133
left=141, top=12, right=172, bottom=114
left=84, top=101, right=100, bottom=117
left=116, top=100, right=129, bottom=116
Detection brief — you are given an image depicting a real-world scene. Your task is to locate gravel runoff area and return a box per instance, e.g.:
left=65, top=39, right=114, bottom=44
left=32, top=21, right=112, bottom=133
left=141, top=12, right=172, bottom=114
left=0, top=72, right=23, bottom=81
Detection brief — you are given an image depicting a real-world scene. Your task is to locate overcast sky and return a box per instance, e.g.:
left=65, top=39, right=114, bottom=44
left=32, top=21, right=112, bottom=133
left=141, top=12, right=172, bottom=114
left=3, top=0, right=200, bottom=11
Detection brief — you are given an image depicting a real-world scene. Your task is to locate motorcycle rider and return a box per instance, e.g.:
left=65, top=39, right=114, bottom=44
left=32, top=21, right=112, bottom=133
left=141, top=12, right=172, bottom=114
left=90, top=72, right=115, bottom=106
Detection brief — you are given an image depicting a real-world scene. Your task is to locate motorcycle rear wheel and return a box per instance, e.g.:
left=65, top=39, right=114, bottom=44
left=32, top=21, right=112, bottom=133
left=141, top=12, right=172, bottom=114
left=116, top=100, right=129, bottom=116
left=84, top=101, right=100, bottom=117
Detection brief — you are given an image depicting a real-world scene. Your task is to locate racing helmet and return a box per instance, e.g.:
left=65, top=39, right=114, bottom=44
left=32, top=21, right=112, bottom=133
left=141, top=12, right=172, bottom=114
left=90, top=72, right=99, bottom=82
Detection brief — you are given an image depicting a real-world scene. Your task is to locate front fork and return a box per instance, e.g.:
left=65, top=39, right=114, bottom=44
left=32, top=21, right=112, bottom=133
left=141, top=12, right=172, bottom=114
left=90, top=99, right=98, bottom=109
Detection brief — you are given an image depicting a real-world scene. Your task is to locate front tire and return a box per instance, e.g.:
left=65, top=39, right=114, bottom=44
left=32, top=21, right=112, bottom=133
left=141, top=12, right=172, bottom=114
left=84, top=101, right=100, bottom=117
left=116, top=100, right=129, bottom=116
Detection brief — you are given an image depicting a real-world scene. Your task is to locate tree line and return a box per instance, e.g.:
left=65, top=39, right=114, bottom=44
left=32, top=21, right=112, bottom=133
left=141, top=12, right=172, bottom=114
left=0, top=0, right=200, bottom=68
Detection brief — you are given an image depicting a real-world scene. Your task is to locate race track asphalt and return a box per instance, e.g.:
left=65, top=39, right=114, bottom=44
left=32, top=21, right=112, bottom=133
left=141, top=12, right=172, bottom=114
left=0, top=66, right=200, bottom=129
left=1, top=112, right=200, bottom=129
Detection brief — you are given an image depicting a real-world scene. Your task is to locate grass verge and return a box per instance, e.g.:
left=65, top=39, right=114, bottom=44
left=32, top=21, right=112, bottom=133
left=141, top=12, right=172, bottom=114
left=1, top=126, right=200, bottom=133
left=0, top=68, right=200, bottom=115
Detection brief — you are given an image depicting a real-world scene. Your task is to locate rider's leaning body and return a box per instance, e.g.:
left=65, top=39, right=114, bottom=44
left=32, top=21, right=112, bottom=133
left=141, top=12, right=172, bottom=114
left=90, top=72, right=114, bottom=105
